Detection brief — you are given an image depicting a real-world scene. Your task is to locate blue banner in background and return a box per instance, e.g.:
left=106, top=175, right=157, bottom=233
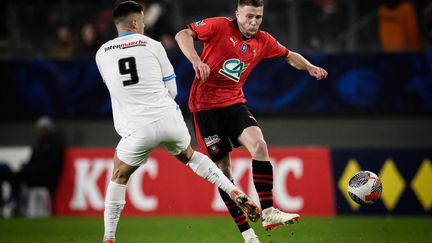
left=331, top=148, right=432, bottom=215
left=238, top=52, right=432, bottom=114
left=0, top=59, right=110, bottom=119
left=0, top=51, right=431, bottom=119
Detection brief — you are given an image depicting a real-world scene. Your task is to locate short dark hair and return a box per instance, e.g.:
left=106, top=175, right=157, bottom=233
left=113, top=1, right=143, bottom=25
left=238, top=0, right=264, bottom=7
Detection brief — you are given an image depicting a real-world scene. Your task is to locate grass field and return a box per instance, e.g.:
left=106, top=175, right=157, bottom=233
left=0, top=216, right=431, bottom=242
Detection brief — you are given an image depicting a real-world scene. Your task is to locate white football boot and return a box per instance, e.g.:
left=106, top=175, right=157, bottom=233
left=262, top=207, right=300, bottom=230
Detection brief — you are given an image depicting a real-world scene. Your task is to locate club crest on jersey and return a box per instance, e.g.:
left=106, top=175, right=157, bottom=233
left=195, top=20, right=205, bottom=26
left=218, top=59, right=247, bottom=82
left=241, top=43, right=247, bottom=53
left=209, top=144, right=219, bottom=155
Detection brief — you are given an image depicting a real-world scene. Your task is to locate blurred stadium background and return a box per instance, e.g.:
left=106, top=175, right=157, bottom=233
left=0, top=0, right=431, bottom=242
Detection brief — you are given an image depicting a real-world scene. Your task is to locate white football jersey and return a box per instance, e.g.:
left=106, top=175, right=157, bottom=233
left=96, top=32, right=177, bottom=137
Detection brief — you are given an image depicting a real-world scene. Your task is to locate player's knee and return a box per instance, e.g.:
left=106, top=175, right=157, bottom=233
left=111, top=170, right=131, bottom=185
left=176, top=145, right=194, bottom=164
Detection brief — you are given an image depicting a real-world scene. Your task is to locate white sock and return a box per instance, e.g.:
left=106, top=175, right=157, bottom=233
left=104, top=181, right=126, bottom=240
left=187, top=151, right=236, bottom=196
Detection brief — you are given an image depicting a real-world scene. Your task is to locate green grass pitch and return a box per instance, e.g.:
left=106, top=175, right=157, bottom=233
left=0, top=216, right=431, bottom=242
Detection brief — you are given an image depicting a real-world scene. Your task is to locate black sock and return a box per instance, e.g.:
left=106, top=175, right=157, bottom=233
left=218, top=181, right=250, bottom=232
left=252, top=160, right=273, bottom=210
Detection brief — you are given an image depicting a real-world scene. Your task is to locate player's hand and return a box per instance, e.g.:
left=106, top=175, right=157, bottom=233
left=308, top=65, right=328, bottom=80
left=192, top=60, right=211, bottom=81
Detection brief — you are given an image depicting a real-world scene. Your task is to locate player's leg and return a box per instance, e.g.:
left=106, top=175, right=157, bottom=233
left=161, top=108, right=261, bottom=222
left=214, top=156, right=260, bottom=242
left=191, top=108, right=260, bottom=242
left=238, top=126, right=273, bottom=209
left=174, top=145, right=261, bottom=222
left=175, top=145, right=236, bottom=193
left=238, top=117, right=300, bottom=229
left=103, top=154, right=138, bottom=243
left=103, top=126, right=156, bottom=243
left=175, top=145, right=236, bottom=194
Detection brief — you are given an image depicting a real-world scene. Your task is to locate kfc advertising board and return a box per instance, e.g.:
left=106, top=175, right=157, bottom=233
left=55, top=147, right=334, bottom=216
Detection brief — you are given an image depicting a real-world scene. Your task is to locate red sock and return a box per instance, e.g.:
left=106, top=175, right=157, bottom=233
left=252, top=160, right=273, bottom=210
left=218, top=182, right=250, bottom=232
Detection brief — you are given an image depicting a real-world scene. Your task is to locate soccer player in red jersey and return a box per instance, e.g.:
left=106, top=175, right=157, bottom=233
left=175, top=0, right=327, bottom=242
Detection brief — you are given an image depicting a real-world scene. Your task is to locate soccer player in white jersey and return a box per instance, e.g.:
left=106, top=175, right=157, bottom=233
left=95, top=2, right=261, bottom=243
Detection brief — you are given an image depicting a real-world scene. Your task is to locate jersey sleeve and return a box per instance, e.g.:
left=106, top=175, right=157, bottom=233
left=155, top=42, right=176, bottom=82
left=187, top=18, right=224, bottom=42
left=95, top=48, right=106, bottom=83
left=261, top=32, right=289, bottom=59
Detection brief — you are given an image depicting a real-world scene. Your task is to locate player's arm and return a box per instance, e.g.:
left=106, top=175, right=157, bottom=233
left=175, top=28, right=210, bottom=81
left=283, top=51, right=328, bottom=80
left=165, top=79, right=177, bottom=99
left=155, top=42, right=178, bottom=99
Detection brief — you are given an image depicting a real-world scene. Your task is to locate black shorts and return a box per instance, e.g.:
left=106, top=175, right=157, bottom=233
left=192, top=103, right=259, bottom=161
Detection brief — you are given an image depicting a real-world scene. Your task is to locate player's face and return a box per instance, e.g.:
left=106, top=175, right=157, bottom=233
left=236, top=5, right=263, bottom=38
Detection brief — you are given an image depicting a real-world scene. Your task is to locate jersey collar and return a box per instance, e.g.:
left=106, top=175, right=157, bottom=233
left=232, top=19, right=253, bottom=41
left=118, top=32, right=135, bottom=38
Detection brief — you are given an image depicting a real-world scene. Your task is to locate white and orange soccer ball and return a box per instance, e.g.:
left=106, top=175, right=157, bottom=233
left=347, top=170, right=382, bottom=205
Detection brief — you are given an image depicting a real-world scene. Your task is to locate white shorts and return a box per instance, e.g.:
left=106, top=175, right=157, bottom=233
left=116, top=108, right=191, bottom=167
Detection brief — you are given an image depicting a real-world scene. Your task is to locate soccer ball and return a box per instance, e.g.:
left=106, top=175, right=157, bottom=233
left=347, top=170, right=382, bottom=205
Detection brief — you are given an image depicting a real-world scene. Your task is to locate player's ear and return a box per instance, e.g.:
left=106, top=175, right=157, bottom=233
left=235, top=10, right=239, bottom=18
left=130, top=18, right=137, bottom=29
